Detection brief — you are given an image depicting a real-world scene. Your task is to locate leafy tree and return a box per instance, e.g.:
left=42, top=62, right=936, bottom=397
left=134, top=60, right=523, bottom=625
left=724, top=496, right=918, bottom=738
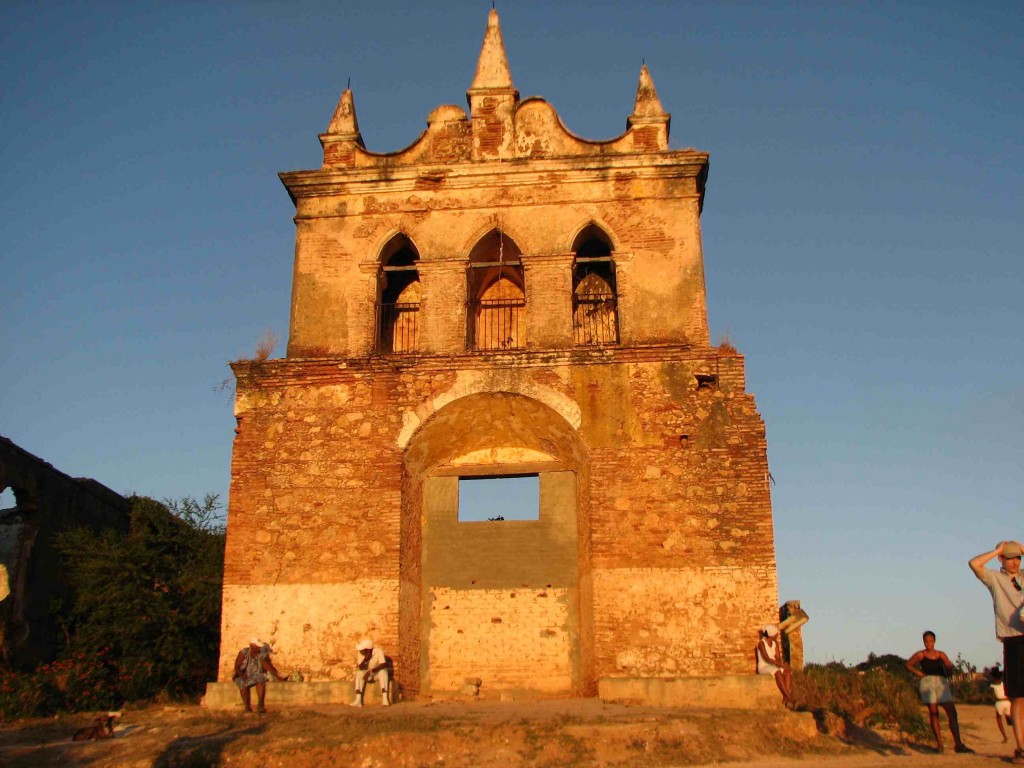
left=951, top=652, right=976, bottom=676
left=55, top=494, right=225, bottom=701
left=855, top=652, right=915, bottom=682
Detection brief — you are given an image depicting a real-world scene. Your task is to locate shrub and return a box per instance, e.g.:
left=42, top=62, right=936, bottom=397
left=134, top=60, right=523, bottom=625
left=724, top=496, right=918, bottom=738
left=951, top=676, right=991, bottom=704
left=54, top=495, right=225, bottom=705
left=0, top=649, right=120, bottom=720
left=794, top=662, right=929, bottom=739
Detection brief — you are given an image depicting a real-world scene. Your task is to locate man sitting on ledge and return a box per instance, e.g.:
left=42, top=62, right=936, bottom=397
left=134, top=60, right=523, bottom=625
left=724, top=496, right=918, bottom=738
left=350, top=637, right=390, bottom=707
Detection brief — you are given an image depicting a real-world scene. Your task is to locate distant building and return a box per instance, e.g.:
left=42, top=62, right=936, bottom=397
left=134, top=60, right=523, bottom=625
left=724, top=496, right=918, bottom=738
left=214, top=10, right=780, bottom=705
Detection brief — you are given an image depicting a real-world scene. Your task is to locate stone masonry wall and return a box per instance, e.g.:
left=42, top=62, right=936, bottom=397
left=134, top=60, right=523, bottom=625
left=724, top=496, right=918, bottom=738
left=426, top=587, right=573, bottom=693
left=220, top=346, right=777, bottom=694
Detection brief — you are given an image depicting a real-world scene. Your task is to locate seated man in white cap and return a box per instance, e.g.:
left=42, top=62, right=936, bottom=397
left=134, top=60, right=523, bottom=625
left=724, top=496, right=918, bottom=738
left=756, top=625, right=794, bottom=707
left=351, top=638, right=390, bottom=707
left=232, top=637, right=288, bottom=714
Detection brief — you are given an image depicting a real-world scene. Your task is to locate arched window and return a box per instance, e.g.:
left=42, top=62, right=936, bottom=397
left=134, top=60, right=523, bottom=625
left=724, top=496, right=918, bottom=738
left=572, top=225, right=618, bottom=345
left=467, top=230, right=525, bottom=351
left=377, top=235, right=420, bottom=353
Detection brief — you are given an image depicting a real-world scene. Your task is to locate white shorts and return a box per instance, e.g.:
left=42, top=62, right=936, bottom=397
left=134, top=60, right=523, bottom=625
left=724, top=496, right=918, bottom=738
left=919, top=675, right=953, bottom=705
left=757, top=662, right=782, bottom=676
left=996, top=699, right=1011, bottom=718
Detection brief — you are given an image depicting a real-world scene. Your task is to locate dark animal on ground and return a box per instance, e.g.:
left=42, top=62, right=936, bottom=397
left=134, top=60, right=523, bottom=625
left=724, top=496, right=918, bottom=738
left=72, top=714, right=118, bottom=741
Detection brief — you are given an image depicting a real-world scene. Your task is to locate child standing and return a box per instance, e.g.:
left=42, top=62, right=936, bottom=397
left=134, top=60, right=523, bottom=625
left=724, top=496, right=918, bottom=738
left=994, top=669, right=1015, bottom=743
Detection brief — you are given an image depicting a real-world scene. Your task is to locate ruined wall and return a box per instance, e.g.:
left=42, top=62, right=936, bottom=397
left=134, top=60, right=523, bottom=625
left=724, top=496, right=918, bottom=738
left=219, top=348, right=776, bottom=695
left=0, top=436, right=129, bottom=667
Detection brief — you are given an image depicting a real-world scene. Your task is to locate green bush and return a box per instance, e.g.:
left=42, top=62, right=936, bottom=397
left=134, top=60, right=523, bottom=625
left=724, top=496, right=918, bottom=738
left=1, top=495, right=224, bottom=720
left=0, top=495, right=225, bottom=721
left=57, top=495, right=225, bottom=702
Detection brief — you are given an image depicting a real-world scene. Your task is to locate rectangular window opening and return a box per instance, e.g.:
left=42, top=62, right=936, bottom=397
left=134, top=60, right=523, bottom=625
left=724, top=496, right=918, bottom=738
left=458, top=474, right=540, bottom=522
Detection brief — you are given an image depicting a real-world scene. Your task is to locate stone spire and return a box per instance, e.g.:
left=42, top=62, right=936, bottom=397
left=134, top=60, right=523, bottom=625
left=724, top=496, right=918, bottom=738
left=467, top=8, right=518, bottom=160
left=320, top=87, right=363, bottom=168
left=627, top=64, right=670, bottom=149
left=630, top=64, right=665, bottom=120
left=326, top=88, right=361, bottom=140
left=469, top=8, right=515, bottom=92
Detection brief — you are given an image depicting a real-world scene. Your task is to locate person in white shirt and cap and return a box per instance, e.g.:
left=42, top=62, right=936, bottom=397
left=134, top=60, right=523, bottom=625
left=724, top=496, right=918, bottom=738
left=756, top=624, right=793, bottom=707
left=350, top=637, right=390, bottom=707
left=970, top=540, right=1024, bottom=763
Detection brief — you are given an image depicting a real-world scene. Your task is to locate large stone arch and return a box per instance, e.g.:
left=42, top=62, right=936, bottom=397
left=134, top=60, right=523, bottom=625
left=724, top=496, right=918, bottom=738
left=397, top=374, right=581, bottom=449
left=398, top=391, right=593, bottom=698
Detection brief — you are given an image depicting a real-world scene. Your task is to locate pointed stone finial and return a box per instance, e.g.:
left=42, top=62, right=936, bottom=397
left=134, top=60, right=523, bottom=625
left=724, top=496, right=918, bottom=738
left=627, top=63, right=670, bottom=148
left=467, top=8, right=518, bottom=158
left=327, top=88, right=360, bottom=137
left=321, top=87, right=363, bottom=168
left=470, top=8, right=514, bottom=91
left=631, top=64, right=666, bottom=119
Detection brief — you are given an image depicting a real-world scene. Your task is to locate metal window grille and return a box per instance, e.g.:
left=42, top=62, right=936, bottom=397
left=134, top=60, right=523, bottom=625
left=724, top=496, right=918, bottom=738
left=573, top=293, right=618, bottom=346
left=470, top=298, right=525, bottom=351
left=377, top=301, right=420, bottom=353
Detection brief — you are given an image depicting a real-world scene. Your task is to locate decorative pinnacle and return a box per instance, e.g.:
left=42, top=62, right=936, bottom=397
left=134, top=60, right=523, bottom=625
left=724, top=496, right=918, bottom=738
left=470, top=7, right=514, bottom=91
left=632, top=63, right=666, bottom=118
left=327, top=88, right=360, bottom=136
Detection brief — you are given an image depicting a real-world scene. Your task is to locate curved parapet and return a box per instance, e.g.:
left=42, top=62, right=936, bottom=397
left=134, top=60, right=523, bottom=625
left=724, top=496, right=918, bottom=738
left=318, top=92, right=678, bottom=173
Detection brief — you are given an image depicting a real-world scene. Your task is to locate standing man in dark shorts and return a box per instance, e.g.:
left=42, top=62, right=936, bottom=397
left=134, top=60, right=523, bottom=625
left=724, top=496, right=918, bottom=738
left=971, top=540, right=1024, bottom=764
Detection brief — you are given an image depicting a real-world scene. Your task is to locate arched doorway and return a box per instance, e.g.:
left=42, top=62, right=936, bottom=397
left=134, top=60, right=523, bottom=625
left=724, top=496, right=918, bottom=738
left=400, top=392, right=592, bottom=697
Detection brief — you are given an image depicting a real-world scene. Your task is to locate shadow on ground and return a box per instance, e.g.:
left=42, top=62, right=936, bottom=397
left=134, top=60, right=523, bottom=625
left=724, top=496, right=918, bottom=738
left=151, top=723, right=265, bottom=768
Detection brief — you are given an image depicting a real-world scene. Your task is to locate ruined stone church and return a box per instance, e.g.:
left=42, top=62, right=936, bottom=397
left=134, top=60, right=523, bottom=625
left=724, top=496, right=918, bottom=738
left=213, top=10, right=781, bottom=705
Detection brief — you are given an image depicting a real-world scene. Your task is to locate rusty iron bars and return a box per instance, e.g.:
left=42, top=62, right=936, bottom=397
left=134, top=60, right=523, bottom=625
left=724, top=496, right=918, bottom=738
left=573, top=293, right=618, bottom=345
left=377, top=301, right=420, bottom=354
left=470, top=298, right=526, bottom=351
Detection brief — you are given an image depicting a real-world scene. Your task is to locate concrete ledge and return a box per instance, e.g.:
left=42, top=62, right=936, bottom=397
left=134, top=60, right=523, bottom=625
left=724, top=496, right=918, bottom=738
left=205, top=676, right=781, bottom=710
left=598, top=675, right=783, bottom=709
left=202, top=681, right=386, bottom=709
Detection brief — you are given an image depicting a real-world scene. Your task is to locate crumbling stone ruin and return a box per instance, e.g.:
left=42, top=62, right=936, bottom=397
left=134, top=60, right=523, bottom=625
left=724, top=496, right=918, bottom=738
left=0, top=435, right=129, bottom=667
left=213, top=10, right=784, bottom=706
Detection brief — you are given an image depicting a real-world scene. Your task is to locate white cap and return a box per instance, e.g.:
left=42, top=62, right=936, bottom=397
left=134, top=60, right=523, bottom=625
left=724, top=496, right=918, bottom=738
left=250, top=637, right=265, bottom=647
left=356, top=637, right=374, bottom=651
left=763, top=625, right=779, bottom=637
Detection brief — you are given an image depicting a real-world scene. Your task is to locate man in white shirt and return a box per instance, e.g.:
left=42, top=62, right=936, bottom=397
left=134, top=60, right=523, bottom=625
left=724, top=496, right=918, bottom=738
left=970, top=540, right=1024, bottom=764
left=350, top=637, right=390, bottom=707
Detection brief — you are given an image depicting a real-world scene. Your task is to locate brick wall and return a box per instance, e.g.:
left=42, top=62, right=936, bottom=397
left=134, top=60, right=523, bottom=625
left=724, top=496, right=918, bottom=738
left=221, top=347, right=777, bottom=695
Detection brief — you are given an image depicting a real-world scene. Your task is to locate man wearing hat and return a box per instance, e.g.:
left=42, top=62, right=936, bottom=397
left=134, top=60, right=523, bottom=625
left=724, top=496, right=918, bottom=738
left=350, top=638, right=390, bottom=707
left=970, top=540, right=1024, bottom=763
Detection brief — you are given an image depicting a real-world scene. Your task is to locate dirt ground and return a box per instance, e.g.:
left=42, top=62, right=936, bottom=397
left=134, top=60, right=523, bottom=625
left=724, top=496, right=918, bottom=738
left=0, top=700, right=1015, bottom=768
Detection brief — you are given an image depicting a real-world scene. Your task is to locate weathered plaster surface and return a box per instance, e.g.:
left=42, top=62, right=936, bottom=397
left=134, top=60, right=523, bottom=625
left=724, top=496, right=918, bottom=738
left=220, top=581, right=399, bottom=682
left=593, top=567, right=779, bottom=678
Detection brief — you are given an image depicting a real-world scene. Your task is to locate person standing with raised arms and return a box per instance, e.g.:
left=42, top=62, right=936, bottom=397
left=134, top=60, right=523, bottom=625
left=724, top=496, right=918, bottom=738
left=970, top=540, right=1024, bottom=764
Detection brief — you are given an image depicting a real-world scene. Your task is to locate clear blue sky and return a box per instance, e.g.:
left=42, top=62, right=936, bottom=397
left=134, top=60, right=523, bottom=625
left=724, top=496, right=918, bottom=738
left=2, top=2, right=1021, bottom=671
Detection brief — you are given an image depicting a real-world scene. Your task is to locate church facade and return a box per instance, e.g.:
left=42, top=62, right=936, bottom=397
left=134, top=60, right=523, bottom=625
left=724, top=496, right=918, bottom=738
left=214, top=10, right=780, bottom=704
